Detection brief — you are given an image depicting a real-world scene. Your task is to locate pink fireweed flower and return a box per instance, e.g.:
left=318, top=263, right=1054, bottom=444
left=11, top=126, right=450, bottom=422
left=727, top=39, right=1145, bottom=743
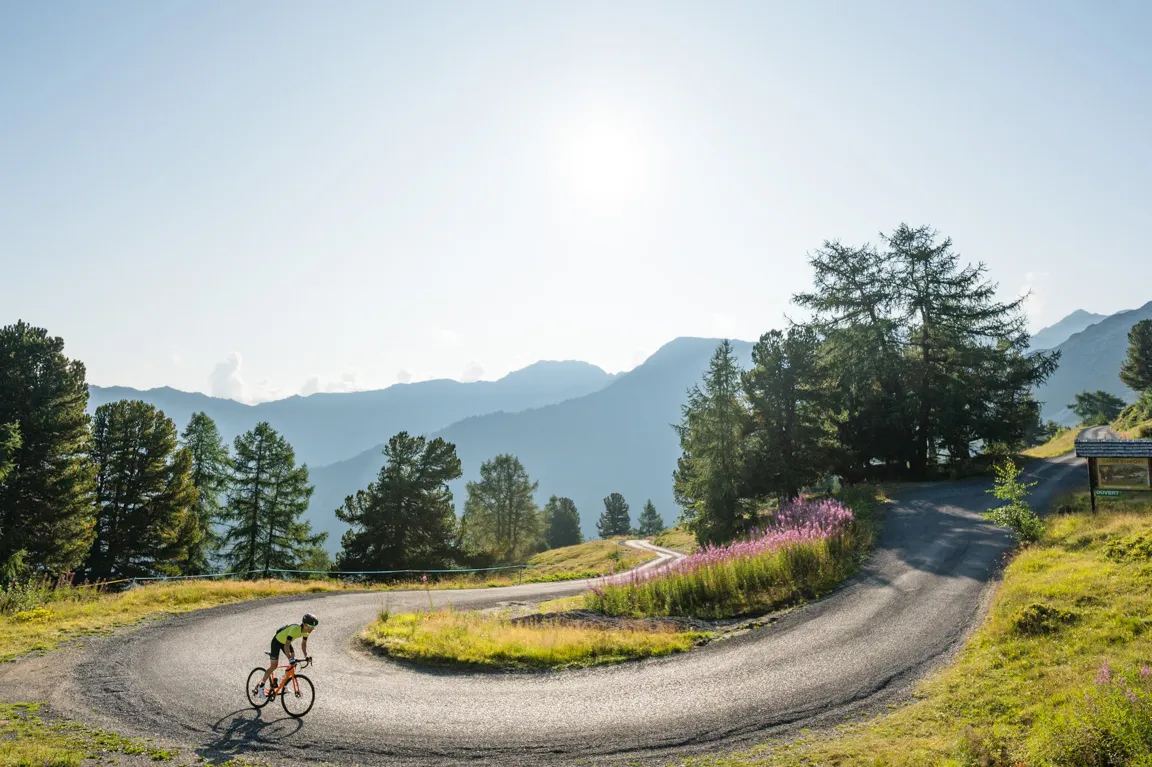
left=1096, top=661, right=1113, bottom=686
left=601, top=499, right=854, bottom=587
left=422, top=573, right=428, bottom=586
left=1142, top=665, right=1151, bottom=680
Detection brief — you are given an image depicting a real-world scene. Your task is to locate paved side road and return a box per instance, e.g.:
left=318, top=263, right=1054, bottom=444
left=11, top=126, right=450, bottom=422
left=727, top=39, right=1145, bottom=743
left=16, top=456, right=1084, bottom=767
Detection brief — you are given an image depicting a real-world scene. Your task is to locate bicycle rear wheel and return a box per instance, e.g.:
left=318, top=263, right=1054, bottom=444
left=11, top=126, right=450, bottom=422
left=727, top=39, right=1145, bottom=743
left=280, top=673, right=315, bottom=717
left=246, top=668, right=272, bottom=708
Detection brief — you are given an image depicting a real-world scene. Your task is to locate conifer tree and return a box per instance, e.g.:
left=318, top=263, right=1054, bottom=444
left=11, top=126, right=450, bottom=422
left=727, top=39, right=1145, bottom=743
left=336, top=432, right=462, bottom=571
left=0, top=422, right=19, bottom=488
left=220, top=423, right=325, bottom=575
left=672, top=340, right=750, bottom=545
left=1120, top=319, right=1152, bottom=393
left=637, top=499, right=665, bottom=537
left=180, top=412, right=231, bottom=574
left=84, top=401, right=199, bottom=580
left=742, top=325, right=838, bottom=502
left=542, top=495, right=583, bottom=548
left=1069, top=391, right=1127, bottom=427
left=460, top=454, right=540, bottom=562
left=0, top=321, right=97, bottom=575
left=884, top=224, right=1058, bottom=474
left=596, top=493, right=631, bottom=538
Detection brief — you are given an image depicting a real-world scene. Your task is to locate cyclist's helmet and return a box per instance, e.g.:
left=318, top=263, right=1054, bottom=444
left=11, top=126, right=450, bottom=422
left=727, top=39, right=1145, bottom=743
left=302, top=613, right=319, bottom=627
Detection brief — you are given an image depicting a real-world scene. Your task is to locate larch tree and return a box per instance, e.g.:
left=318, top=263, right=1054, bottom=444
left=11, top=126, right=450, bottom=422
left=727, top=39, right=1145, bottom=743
left=636, top=499, right=665, bottom=537
left=460, top=454, right=541, bottom=562
left=180, top=412, right=232, bottom=574
left=220, top=422, right=324, bottom=576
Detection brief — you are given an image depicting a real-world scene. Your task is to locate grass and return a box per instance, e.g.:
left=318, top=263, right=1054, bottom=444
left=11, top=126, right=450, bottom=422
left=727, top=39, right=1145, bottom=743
left=585, top=487, right=882, bottom=620
left=523, top=538, right=657, bottom=579
left=685, top=490, right=1152, bottom=766
left=652, top=526, right=700, bottom=554
left=1022, top=427, right=1078, bottom=459
left=359, top=606, right=709, bottom=670
left=0, top=578, right=350, bottom=663
left=0, top=702, right=176, bottom=767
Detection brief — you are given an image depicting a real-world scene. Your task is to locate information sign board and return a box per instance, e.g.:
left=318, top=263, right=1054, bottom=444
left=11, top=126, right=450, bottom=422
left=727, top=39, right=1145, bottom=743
left=1096, top=457, right=1152, bottom=491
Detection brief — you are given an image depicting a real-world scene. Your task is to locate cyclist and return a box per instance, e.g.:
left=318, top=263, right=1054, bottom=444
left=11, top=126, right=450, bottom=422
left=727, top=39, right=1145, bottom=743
left=253, top=612, right=318, bottom=698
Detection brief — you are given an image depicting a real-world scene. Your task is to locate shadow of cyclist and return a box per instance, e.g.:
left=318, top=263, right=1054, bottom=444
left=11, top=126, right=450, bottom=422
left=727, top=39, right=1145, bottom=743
left=197, top=707, right=304, bottom=761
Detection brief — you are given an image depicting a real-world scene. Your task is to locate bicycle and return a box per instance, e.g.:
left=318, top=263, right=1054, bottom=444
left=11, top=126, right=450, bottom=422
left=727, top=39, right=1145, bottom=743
left=246, top=655, right=315, bottom=717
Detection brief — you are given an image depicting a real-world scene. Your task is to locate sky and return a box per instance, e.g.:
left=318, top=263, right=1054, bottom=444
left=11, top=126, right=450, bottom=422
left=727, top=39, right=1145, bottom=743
left=2, top=1, right=1150, bottom=403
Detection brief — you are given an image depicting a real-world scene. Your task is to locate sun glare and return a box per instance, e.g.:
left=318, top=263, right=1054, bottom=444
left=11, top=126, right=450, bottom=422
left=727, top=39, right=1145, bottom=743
left=553, top=112, right=655, bottom=212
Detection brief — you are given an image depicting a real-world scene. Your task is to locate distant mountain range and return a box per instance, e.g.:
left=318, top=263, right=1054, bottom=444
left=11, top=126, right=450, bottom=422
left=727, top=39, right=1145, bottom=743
left=88, top=361, right=615, bottom=467
left=85, top=302, right=1151, bottom=551
left=1033, top=301, right=1152, bottom=425
left=1028, top=309, right=1108, bottom=350
left=305, top=337, right=753, bottom=551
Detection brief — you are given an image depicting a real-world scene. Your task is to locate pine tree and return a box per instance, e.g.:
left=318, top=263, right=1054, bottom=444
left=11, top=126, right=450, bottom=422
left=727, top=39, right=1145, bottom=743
left=84, top=401, right=199, bottom=580
left=1120, top=319, right=1152, bottom=393
left=220, top=423, right=325, bottom=576
left=1069, top=391, right=1127, bottom=427
left=0, top=321, right=97, bottom=576
left=460, top=454, right=540, bottom=562
left=336, top=432, right=462, bottom=571
left=742, top=325, right=838, bottom=502
left=636, top=499, right=665, bottom=537
left=596, top=493, right=631, bottom=538
left=180, top=412, right=231, bottom=574
left=672, top=340, right=750, bottom=545
left=542, top=495, right=583, bottom=548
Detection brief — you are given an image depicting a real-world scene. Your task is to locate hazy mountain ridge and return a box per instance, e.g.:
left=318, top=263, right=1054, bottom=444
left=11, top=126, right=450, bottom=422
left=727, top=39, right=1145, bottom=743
left=88, top=360, right=614, bottom=467
left=1029, top=309, right=1109, bottom=351
left=305, top=337, right=754, bottom=551
left=1034, top=301, right=1152, bottom=425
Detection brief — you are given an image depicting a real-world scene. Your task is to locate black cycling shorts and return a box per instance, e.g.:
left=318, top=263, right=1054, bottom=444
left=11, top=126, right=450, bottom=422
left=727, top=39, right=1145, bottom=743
left=270, top=638, right=287, bottom=660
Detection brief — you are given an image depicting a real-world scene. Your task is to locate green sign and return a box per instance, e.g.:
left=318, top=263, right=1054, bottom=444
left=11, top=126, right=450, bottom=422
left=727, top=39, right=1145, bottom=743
left=1096, top=490, right=1123, bottom=496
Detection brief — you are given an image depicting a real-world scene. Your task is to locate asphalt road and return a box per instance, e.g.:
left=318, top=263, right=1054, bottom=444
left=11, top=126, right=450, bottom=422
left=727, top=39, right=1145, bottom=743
left=33, top=456, right=1085, bottom=766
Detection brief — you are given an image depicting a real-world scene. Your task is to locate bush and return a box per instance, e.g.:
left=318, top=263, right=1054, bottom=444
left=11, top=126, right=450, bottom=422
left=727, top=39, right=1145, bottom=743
left=1011, top=603, right=1078, bottom=636
left=985, top=460, right=1044, bottom=543
left=1104, top=531, right=1152, bottom=563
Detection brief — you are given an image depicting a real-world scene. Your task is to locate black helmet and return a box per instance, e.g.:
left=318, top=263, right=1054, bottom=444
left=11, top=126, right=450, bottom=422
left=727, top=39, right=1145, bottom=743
left=302, top=612, right=319, bottom=626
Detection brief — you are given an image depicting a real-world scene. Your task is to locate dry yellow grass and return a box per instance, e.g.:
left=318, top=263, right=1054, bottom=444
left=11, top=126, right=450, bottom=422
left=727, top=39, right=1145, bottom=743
left=524, top=538, right=657, bottom=577
left=652, top=526, right=699, bottom=554
left=0, top=578, right=349, bottom=662
left=361, top=607, right=708, bottom=670
left=1022, top=427, right=1077, bottom=458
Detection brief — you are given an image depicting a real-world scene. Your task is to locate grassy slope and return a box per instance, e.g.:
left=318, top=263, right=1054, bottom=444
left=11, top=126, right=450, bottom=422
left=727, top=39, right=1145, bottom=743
left=689, top=491, right=1152, bottom=766
left=0, top=579, right=351, bottom=663
left=652, top=526, right=699, bottom=554
left=1022, top=428, right=1078, bottom=458
left=524, top=538, right=657, bottom=579
left=360, top=608, right=707, bottom=670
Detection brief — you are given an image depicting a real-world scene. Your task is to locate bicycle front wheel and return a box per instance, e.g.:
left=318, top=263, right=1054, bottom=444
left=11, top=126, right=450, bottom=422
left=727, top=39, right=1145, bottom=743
left=281, top=673, right=315, bottom=717
left=246, top=668, right=272, bottom=709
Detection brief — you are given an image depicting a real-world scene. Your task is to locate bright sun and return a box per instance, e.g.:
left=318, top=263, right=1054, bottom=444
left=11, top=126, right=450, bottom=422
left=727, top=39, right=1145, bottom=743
left=553, top=112, right=654, bottom=212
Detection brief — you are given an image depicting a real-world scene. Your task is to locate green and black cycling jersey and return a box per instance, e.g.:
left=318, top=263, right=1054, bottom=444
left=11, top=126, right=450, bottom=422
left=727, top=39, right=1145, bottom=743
left=269, top=623, right=305, bottom=659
